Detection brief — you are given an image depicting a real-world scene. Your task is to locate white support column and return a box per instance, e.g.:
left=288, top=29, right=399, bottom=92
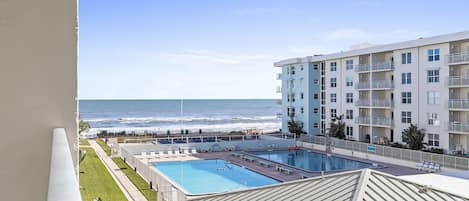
left=369, top=53, right=373, bottom=144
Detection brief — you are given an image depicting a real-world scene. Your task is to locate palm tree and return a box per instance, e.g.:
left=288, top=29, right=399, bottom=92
left=79, top=119, right=90, bottom=135
left=402, top=124, right=426, bottom=150
left=287, top=114, right=305, bottom=138
left=328, top=115, right=345, bottom=139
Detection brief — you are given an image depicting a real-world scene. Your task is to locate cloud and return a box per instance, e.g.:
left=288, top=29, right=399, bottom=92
left=318, top=29, right=428, bottom=41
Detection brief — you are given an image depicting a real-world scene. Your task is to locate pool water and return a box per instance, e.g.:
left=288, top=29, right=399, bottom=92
left=153, top=159, right=279, bottom=195
left=252, top=150, right=372, bottom=172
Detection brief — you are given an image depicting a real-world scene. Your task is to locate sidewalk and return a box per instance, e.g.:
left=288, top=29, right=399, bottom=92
left=89, top=140, right=148, bottom=201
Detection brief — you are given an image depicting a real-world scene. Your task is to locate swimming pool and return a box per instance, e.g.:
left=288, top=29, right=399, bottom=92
left=252, top=150, right=373, bottom=172
left=153, top=159, right=279, bottom=195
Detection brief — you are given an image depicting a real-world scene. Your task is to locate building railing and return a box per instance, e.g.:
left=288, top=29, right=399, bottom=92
left=371, top=61, right=394, bottom=71
left=447, top=76, right=469, bottom=86
left=47, top=128, right=81, bottom=201
left=355, top=116, right=393, bottom=127
left=299, top=135, right=469, bottom=170
left=355, top=99, right=394, bottom=107
left=356, top=80, right=394, bottom=90
left=448, top=99, right=469, bottom=109
left=355, top=63, right=370, bottom=73
left=448, top=122, right=469, bottom=133
left=447, top=52, right=469, bottom=64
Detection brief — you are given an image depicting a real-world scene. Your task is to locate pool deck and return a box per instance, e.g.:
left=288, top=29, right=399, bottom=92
left=145, top=149, right=427, bottom=182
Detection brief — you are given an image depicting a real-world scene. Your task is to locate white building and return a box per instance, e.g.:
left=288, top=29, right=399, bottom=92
left=275, top=30, right=469, bottom=154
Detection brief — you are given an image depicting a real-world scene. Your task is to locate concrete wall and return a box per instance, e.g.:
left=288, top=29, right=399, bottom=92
left=0, top=0, right=77, bottom=200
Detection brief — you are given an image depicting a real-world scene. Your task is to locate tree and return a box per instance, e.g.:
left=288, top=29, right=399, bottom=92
left=287, top=114, right=305, bottom=138
left=402, top=124, right=426, bottom=150
left=79, top=119, right=90, bottom=135
left=328, top=115, right=345, bottom=139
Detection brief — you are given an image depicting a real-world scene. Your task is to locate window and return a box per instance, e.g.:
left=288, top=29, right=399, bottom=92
left=401, top=111, right=411, bottom=124
left=401, top=92, right=412, bottom=104
left=427, top=70, right=440, bottom=83
left=427, top=91, right=440, bottom=105
left=314, top=79, right=319, bottom=84
left=331, top=109, right=337, bottom=118
left=428, top=113, right=440, bottom=126
left=291, top=93, right=295, bottom=102
left=346, top=126, right=353, bottom=137
left=287, top=67, right=290, bottom=75
left=330, top=62, right=337, bottom=71
left=314, top=123, right=319, bottom=128
left=330, top=77, right=337, bottom=87
left=301, top=93, right=304, bottom=99
left=346, top=77, right=353, bottom=86
left=401, top=72, right=411, bottom=84
left=314, top=93, right=318, bottom=99
left=346, top=60, right=353, bottom=70
left=330, top=93, right=337, bottom=103
left=314, top=108, right=318, bottom=113
left=301, top=107, right=304, bottom=114
left=428, top=133, right=440, bottom=147
left=428, top=48, right=440, bottom=61
left=291, top=66, right=296, bottom=74
left=401, top=52, right=412, bottom=64
left=300, top=65, right=304, bottom=71
left=346, top=93, right=353, bottom=103
left=313, top=64, right=318, bottom=70
left=346, top=110, right=353, bottom=119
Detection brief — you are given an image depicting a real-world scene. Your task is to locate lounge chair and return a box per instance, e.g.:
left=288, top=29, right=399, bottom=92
left=158, top=151, right=166, bottom=158
left=431, top=163, right=442, bottom=172
left=416, top=161, right=425, bottom=170
left=141, top=152, right=147, bottom=158
left=259, top=160, right=272, bottom=168
left=183, top=149, right=190, bottom=156
left=191, top=149, right=198, bottom=154
left=150, top=152, right=156, bottom=158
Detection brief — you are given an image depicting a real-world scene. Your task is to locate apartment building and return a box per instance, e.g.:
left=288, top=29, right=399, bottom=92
left=1, top=0, right=79, bottom=200
left=275, top=31, right=469, bottom=154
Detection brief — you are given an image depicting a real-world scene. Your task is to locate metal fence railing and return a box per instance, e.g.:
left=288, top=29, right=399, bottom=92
left=300, top=135, right=469, bottom=170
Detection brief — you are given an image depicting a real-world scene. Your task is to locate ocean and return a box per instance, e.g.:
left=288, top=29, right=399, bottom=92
left=79, top=99, right=281, bottom=134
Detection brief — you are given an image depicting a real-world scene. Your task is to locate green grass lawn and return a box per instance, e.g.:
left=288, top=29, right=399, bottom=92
left=79, top=148, right=127, bottom=201
left=112, top=157, right=157, bottom=201
left=79, top=138, right=90, bottom=146
left=96, top=139, right=112, bottom=156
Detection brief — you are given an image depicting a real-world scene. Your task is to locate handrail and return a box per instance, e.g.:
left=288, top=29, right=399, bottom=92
left=47, top=128, right=81, bottom=201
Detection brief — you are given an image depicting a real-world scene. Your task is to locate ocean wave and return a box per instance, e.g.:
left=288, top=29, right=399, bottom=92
left=88, top=122, right=281, bottom=134
left=85, top=115, right=279, bottom=124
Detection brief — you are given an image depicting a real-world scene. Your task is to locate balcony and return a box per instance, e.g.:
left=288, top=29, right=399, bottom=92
left=448, top=76, right=469, bottom=87
left=276, top=86, right=282, bottom=93
left=355, top=80, right=394, bottom=90
left=448, top=99, right=469, bottom=110
left=371, top=61, right=394, bottom=72
left=355, top=116, right=393, bottom=127
left=448, top=122, right=469, bottom=134
left=355, top=99, right=394, bottom=108
left=447, top=52, right=469, bottom=65
left=276, top=73, right=282, bottom=80
left=48, top=128, right=81, bottom=201
left=355, top=63, right=370, bottom=73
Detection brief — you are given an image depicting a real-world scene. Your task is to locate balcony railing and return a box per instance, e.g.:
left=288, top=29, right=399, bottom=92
left=448, top=76, right=469, bottom=87
left=355, top=116, right=393, bottom=127
left=447, top=52, right=469, bottom=64
left=276, top=73, right=282, bottom=80
left=276, top=86, right=282, bottom=93
left=356, top=80, right=394, bottom=90
left=448, top=99, right=469, bottom=109
left=355, top=63, right=370, bottom=73
left=371, top=61, right=394, bottom=71
left=47, top=128, right=81, bottom=201
left=448, top=122, right=469, bottom=133
left=355, top=99, right=394, bottom=108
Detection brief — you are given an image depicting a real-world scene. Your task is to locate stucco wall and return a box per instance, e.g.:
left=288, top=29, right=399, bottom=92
left=0, top=0, right=77, bottom=200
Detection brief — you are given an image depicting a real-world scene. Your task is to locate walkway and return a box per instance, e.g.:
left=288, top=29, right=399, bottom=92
left=89, top=140, right=148, bottom=201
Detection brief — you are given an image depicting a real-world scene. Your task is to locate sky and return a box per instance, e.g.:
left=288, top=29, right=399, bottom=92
left=79, top=0, right=469, bottom=99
